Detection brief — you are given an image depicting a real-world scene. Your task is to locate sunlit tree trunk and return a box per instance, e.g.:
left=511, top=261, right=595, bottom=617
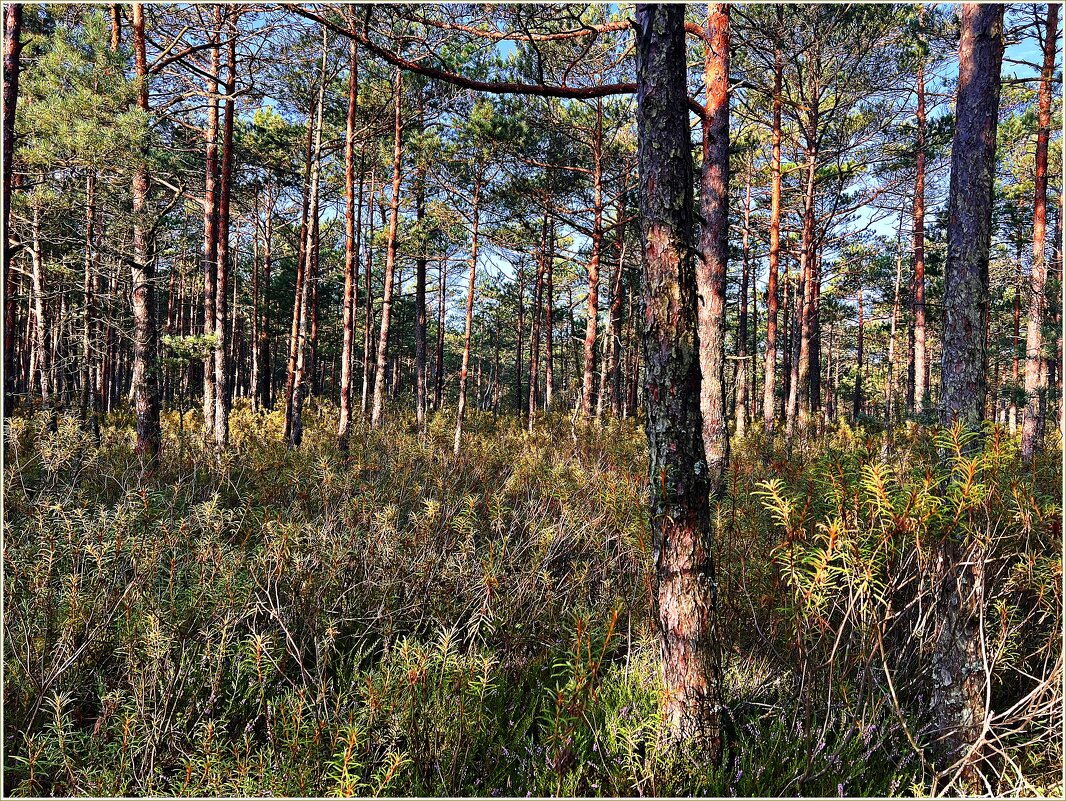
left=214, top=7, right=236, bottom=451
left=370, top=68, right=404, bottom=428
left=545, top=220, right=555, bottom=411
left=361, top=172, right=378, bottom=415
left=283, top=93, right=316, bottom=440
left=934, top=4, right=1004, bottom=786
left=202, top=8, right=221, bottom=441
left=454, top=178, right=480, bottom=456
left=581, top=100, right=604, bottom=418
left=853, top=284, right=864, bottom=420
left=735, top=154, right=752, bottom=438
left=607, top=198, right=626, bottom=417
left=635, top=2, right=722, bottom=758
left=912, top=30, right=928, bottom=414
left=414, top=102, right=428, bottom=426
left=338, top=38, right=361, bottom=453
left=787, top=122, right=818, bottom=437
left=696, top=3, right=730, bottom=495
left=130, top=3, right=160, bottom=465
left=433, top=255, right=445, bottom=410
left=528, top=205, right=548, bottom=429
left=1021, top=3, right=1058, bottom=461
left=761, top=7, right=782, bottom=432
left=289, top=35, right=327, bottom=448
left=29, top=207, right=54, bottom=421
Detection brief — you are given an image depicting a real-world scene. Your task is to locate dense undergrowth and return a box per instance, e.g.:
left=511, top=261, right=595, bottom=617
left=3, top=401, right=1062, bottom=797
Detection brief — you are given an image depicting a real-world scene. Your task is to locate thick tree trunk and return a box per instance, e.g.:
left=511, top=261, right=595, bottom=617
left=3, top=3, right=22, bottom=416
left=338, top=39, right=360, bottom=452
left=130, top=3, right=160, bottom=465
left=214, top=7, right=236, bottom=451
left=370, top=68, right=404, bottom=428
left=761, top=7, right=782, bottom=432
left=454, top=183, right=479, bottom=456
left=934, top=4, right=1004, bottom=786
left=940, top=4, right=1003, bottom=432
left=635, top=2, right=723, bottom=758
left=1021, top=3, right=1058, bottom=461
left=696, top=4, right=730, bottom=496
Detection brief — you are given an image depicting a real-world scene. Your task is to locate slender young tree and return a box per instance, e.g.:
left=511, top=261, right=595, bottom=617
left=130, top=2, right=160, bottom=465
left=454, top=177, right=481, bottom=455
left=370, top=68, right=404, bottom=428
left=214, top=7, right=237, bottom=450
left=635, top=1, right=722, bottom=758
left=912, top=10, right=928, bottom=413
left=1021, top=3, right=1058, bottom=460
left=202, top=8, right=221, bottom=440
left=762, top=9, right=783, bottom=432
left=581, top=100, right=605, bottom=418
left=289, top=30, right=327, bottom=448
left=735, top=153, right=752, bottom=438
left=338, top=37, right=360, bottom=453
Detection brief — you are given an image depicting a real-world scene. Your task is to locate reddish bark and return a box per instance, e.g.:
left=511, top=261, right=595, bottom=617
left=635, top=1, right=723, bottom=757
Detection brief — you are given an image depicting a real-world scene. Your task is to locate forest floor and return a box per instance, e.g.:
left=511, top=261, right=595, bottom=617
left=3, top=402, right=1062, bottom=797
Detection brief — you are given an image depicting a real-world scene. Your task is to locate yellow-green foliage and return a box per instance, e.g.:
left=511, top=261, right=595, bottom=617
left=3, top=405, right=1060, bottom=797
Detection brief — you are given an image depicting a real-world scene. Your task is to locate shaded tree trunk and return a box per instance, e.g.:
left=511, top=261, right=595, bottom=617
left=80, top=172, right=99, bottom=434
left=635, top=1, right=722, bottom=758
left=3, top=3, right=22, bottom=416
